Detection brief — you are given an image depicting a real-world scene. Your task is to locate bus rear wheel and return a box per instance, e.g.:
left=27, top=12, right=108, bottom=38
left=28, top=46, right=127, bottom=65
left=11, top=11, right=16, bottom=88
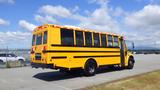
left=84, top=60, right=97, bottom=76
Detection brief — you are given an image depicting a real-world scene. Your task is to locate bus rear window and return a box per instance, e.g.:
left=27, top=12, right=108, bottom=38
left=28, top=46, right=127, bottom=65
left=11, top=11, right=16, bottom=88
left=32, top=35, right=35, bottom=46
left=36, top=34, right=42, bottom=45
left=43, top=31, right=47, bottom=44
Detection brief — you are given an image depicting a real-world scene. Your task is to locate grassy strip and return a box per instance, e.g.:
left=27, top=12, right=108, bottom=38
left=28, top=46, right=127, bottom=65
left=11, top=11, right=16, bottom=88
left=81, top=70, right=160, bottom=90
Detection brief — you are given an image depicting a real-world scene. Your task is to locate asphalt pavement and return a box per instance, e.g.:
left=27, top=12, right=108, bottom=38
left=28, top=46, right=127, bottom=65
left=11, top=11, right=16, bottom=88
left=0, top=54, right=160, bottom=90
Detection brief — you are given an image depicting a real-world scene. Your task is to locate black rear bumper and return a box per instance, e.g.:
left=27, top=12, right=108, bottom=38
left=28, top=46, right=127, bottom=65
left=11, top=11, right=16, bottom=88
left=31, top=62, right=54, bottom=69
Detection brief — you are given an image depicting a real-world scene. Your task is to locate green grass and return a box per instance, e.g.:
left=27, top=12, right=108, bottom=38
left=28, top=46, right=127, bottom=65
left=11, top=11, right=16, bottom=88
left=81, top=70, right=160, bottom=90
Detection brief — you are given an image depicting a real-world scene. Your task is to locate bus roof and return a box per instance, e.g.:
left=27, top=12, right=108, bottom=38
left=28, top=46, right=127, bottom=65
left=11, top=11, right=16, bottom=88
left=33, top=24, right=122, bottom=37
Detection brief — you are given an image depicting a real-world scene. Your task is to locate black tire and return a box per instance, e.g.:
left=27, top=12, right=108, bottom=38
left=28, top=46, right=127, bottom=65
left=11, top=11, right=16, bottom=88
left=127, top=58, right=135, bottom=69
left=84, top=60, right=97, bottom=76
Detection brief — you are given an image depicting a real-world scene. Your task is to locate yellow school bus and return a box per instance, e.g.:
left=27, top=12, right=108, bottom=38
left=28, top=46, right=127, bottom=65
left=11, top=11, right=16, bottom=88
left=30, top=24, right=135, bottom=76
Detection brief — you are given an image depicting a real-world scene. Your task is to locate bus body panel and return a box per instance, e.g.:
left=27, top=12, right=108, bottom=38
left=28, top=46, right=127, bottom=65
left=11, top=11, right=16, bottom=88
left=45, top=48, right=121, bottom=68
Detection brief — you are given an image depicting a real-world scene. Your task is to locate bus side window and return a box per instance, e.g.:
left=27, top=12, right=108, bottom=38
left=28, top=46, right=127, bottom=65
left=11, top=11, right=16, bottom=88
left=61, top=28, right=74, bottom=46
left=113, top=36, right=119, bottom=47
left=101, top=34, right=107, bottom=47
left=75, top=31, right=84, bottom=46
left=108, top=35, right=113, bottom=47
left=85, top=32, right=92, bottom=46
left=93, top=33, right=100, bottom=47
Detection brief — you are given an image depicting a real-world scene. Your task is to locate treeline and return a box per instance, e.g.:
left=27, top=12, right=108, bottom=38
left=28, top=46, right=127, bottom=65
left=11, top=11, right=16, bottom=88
left=134, top=49, right=160, bottom=54
left=0, top=49, right=30, bottom=52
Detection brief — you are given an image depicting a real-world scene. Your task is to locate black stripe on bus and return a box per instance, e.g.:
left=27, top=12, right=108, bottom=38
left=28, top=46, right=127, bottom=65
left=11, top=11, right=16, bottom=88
left=51, top=56, right=67, bottom=59
left=51, top=44, right=120, bottom=48
left=43, top=50, right=120, bottom=53
left=74, top=55, right=120, bottom=58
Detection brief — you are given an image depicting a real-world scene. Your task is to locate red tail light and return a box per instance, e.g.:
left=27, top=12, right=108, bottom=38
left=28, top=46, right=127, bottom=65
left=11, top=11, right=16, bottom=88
left=42, top=46, right=47, bottom=52
left=31, top=48, right=35, bottom=54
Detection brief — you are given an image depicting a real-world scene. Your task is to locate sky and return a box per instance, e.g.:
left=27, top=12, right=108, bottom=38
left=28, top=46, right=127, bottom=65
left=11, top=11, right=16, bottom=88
left=0, top=0, right=160, bottom=49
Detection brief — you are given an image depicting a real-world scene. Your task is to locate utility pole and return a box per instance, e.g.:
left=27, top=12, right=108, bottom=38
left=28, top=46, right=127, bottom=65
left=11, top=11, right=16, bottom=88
left=6, top=46, right=8, bottom=62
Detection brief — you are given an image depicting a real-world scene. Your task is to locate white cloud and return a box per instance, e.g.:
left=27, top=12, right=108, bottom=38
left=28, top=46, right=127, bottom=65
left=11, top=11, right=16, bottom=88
left=34, top=15, right=58, bottom=24
left=125, top=5, right=160, bottom=32
left=0, top=31, right=31, bottom=49
left=19, top=20, right=37, bottom=31
left=0, top=0, right=15, bottom=4
left=125, top=5, right=160, bottom=31
left=36, top=5, right=74, bottom=24
left=0, top=18, right=9, bottom=25
left=37, top=3, right=119, bottom=33
left=76, top=6, right=119, bottom=33
left=39, top=5, right=72, bottom=18
left=36, top=2, right=119, bottom=34
left=111, top=7, right=127, bottom=17
left=123, top=4, right=160, bottom=47
left=34, top=2, right=160, bottom=48
left=71, top=1, right=119, bottom=33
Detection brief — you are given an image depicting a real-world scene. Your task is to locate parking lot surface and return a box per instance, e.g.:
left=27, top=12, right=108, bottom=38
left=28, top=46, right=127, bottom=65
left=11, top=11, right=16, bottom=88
left=0, top=54, right=160, bottom=90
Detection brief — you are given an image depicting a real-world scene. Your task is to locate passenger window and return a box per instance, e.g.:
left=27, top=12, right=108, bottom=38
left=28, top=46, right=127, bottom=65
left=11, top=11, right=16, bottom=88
left=114, top=36, right=119, bottom=47
left=61, top=28, right=74, bottom=46
left=75, top=31, right=84, bottom=46
left=85, top=32, right=92, bottom=46
left=101, top=34, right=107, bottom=47
left=108, top=35, right=113, bottom=47
left=93, top=33, right=100, bottom=47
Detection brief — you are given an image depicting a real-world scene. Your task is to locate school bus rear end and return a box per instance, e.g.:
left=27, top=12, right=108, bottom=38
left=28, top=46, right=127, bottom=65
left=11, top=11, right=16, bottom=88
left=30, top=25, right=73, bottom=69
left=30, top=25, right=51, bottom=68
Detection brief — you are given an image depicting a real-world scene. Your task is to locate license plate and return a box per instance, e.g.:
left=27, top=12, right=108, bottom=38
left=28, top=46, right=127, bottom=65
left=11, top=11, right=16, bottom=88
left=35, top=53, right=41, bottom=60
